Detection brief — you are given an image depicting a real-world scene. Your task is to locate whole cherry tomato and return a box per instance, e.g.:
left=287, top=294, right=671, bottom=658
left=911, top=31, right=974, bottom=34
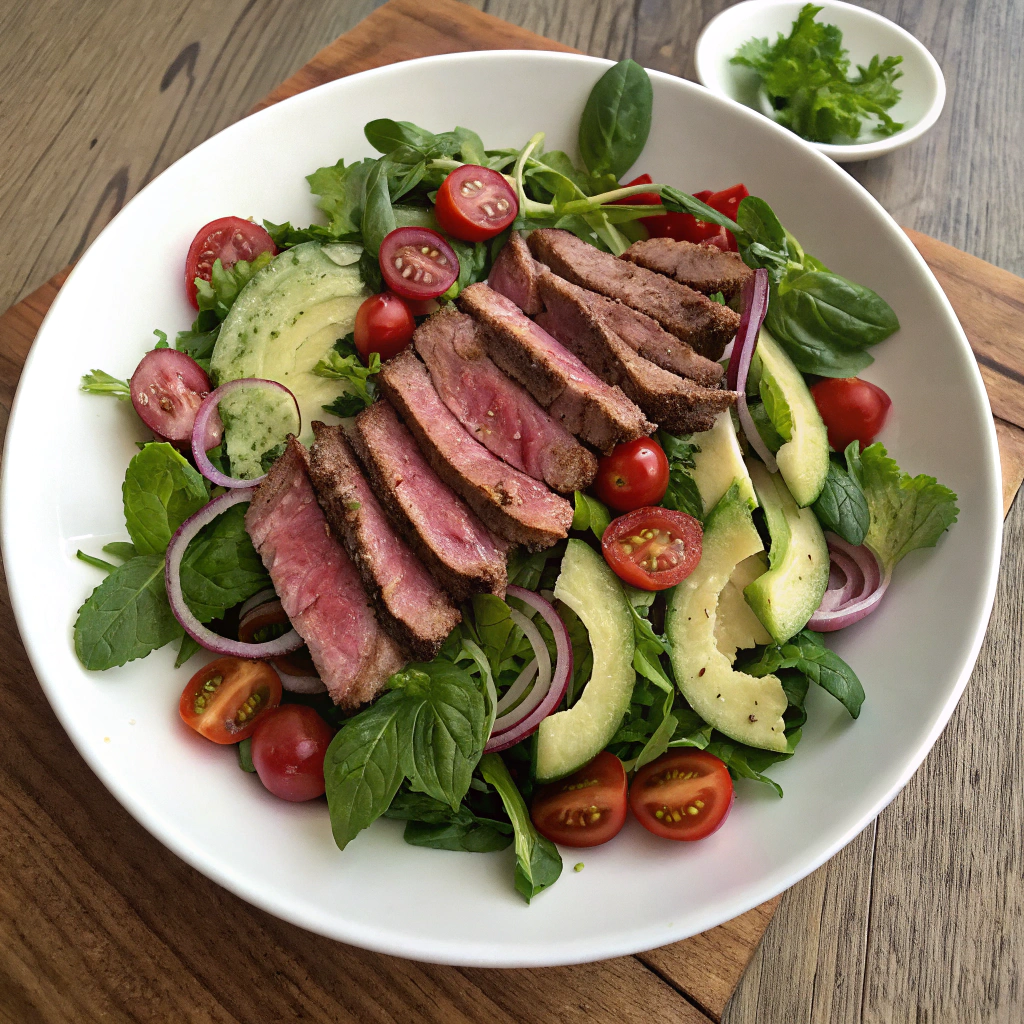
left=250, top=704, right=334, bottom=801
left=354, top=293, right=416, bottom=362
left=810, top=377, right=892, bottom=451
left=593, top=437, right=670, bottom=512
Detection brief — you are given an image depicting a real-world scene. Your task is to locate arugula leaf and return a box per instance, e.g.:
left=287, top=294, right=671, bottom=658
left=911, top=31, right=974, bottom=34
left=385, top=789, right=512, bottom=853
left=306, top=157, right=376, bottom=237
left=390, top=661, right=487, bottom=810
left=730, top=3, right=905, bottom=144
left=323, top=690, right=407, bottom=851
left=74, top=555, right=182, bottom=670
left=479, top=753, right=562, bottom=903
left=578, top=59, right=653, bottom=179
left=122, top=443, right=208, bottom=556
left=631, top=690, right=678, bottom=771
left=658, top=430, right=703, bottom=520
left=571, top=491, right=611, bottom=540
left=361, top=158, right=397, bottom=257
left=80, top=369, right=130, bottom=401
left=179, top=502, right=270, bottom=621
left=848, top=442, right=959, bottom=571
left=812, top=447, right=870, bottom=545
left=744, top=628, right=865, bottom=718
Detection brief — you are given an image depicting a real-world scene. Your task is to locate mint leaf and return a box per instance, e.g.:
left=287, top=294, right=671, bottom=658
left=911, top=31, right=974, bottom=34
left=122, top=443, right=208, bottom=556
left=73, top=555, right=182, bottom=670
left=479, top=753, right=562, bottom=903
left=848, top=441, right=959, bottom=571
left=391, top=662, right=487, bottom=811
left=323, top=691, right=407, bottom=851
left=80, top=369, right=130, bottom=401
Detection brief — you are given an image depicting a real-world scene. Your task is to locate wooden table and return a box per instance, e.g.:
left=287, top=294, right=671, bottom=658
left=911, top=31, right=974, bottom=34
left=1, top=1, right=1022, bottom=1021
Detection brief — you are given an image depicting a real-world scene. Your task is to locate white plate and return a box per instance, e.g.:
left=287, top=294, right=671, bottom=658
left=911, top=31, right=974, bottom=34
left=695, top=0, right=946, bottom=162
left=0, top=51, right=1001, bottom=967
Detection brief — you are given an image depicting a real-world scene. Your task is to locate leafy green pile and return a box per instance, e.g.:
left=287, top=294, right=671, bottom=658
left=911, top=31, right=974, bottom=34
left=74, top=443, right=270, bottom=670
left=731, top=3, right=905, bottom=144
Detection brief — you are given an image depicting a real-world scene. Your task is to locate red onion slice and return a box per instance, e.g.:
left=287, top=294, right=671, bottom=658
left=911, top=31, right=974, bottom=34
left=191, top=378, right=300, bottom=488
left=484, top=586, right=572, bottom=753
left=727, top=268, right=777, bottom=472
left=165, top=488, right=303, bottom=657
left=275, top=668, right=327, bottom=694
left=808, top=533, right=891, bottom=631
left=239, top=588, right=278, bottom=621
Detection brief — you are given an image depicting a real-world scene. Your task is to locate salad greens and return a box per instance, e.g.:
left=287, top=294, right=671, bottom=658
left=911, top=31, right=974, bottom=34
left=313, top=332, right=381, bottom=417
left=731, top=4, right=905, bottom=144
left=812, top=443, right=871, bottom=545
left=658, top=431, right=704, bottom=520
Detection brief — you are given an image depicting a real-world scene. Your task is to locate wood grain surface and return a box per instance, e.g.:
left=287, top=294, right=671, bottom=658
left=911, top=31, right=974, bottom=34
left=0, top=1, right=1021, bottom=1021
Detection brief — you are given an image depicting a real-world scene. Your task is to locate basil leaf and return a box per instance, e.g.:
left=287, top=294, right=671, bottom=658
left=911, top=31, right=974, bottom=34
left=571, top=491, right=611, bottom=540
left=175, top=633, right=201, bottom=668
left=179, top=502, right=270, bottom=621
left=360, top=159, right=397, bottom=257
left=454, top=126, right=487, bottom=165
left=764, top=299, right=875, bottom=376
left=387, top=791, right=513, bottom=853
left=391, top=662, right=487, bottom=810
left=812, top=456, right=870, bottom=545
left=736, top=195, right=788, bottom=251
left=73, top=555, right=182, bottom=670
left=479, top=753, right=562, bottom=903
left=122, top=443, right=208, bottom=556
left=103, top=541, right=137, bottom=562
left=466, top=594, right=514, bottom=677
left=578, top=59, right=653, bottom=179
left=324, top=691, right=407, bottom=850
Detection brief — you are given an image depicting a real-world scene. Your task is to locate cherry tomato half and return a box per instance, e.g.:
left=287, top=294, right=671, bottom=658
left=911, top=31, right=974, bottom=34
left=609, top=173, right=661, bottom=207
left=593, top=437, right=670, bottom=512
left=624, top=181, right=748, bottom=253
left=629, top=749, right=734, bottom=841
left=602, top=507, right=703, bottom=591
left=434, top=165, right=519, bottom=242
left=530, top=752, right=628, bottom=847
left=179, top=657, right=282, bottom=744
left=184, top=216, right=277, bottom=309
left=379, top=227, right=459, bottom=300
left=251, top=705, right=334, bottom=802
left=810, top=377, right=892, bottom=452
left=238, top=598, right=318, bottom=679
left=353, top=293, right=415, bottom=363
left=130, top=348, right=211, bottom=443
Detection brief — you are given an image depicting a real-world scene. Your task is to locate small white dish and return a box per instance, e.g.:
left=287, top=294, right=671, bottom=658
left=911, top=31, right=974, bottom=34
left=695, top=0, right=946, bottom=162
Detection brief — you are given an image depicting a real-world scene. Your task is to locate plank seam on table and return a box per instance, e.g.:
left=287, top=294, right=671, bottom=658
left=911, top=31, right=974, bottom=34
left=858, top=827, right=881, bottom=1024
left=977, top=352, right=1024, bottom=388
left=637, top=958, right=719, bottom=1023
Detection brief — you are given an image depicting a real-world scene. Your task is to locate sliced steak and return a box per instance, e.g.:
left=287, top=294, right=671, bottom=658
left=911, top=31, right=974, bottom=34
left=308, top=422, right=460, bottom=660
left=487, top=230, right=542, bottom=314
left=351, top=401, right=507, bottom=601
left=457, top=282, right=653, bottom=453
left=527, top=228, right=740, bottom=360
left=245, top=438, right=405, bottom=709
left=622, top=237, right=753, bottom=302
left=414, top=307, right=596, bottom=493
left=535, top=271, right=737, bottom=434
left=378, top=349, right=573, bottom=549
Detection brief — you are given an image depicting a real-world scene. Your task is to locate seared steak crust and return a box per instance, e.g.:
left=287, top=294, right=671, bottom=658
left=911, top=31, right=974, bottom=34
left=414, top=307, right=596, bottom=493
left=351, top=401, right=507, bottom=601
left=308, top=422, right=460, bottom=660
left=527, top=228, right=739, bottom=360
left=535, top=271, right=736, bottom=434
left=378, top=350, right=573, bottom=550
left=622, top=237, right=753, bottom=302
left=457, top=282, right=653, bottom=454
left=245, top=438, right=405, bottom=709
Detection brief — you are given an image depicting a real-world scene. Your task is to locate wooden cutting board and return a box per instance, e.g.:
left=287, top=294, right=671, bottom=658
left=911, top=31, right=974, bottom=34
left=0, top=1, right=1022, bottom=1021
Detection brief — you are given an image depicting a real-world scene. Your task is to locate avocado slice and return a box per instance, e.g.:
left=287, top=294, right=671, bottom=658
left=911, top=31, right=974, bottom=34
left=689, top=410, right=757, bottom=513
left=756, top=327, right=829, bottom=506
left=535, top=539, right=636, bottom=782
left=714, top=552, right=772, bottom=661
left=210, top=242, right=368, bottom=479
left=666, top=485, right=788, bottom=752
left=743, top=460, right=830, bottom=645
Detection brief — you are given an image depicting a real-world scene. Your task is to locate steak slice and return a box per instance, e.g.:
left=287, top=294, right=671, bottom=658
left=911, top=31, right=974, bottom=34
left=245, top=438, right=405, bottom=709
left=308, top=422, right=460, bottom=660
left=457, top=282, right=653, bottom=454
left=378, top=349, right=573, bottom=549
left=414, top=307, right=596, bottom=493
left=487, top=230, right=542, bottom=314
left=535, top=271, right=736, bottom=434
left=622, top=237, right=753, bottom=302
left=351, top=401, right=507, bottom=601
left=527, top=228, right=739, bottom=360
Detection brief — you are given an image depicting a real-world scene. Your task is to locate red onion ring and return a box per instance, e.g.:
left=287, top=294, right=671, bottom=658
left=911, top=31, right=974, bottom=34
left=191, top=378, right=300, bottom=488
left=239, top=588, right=277, bottom=621
left=165, top=488, right=304, bottom=657
left=808, top=533, right=891, bottom=631
left=727, top=268, right=777, bottom=472
left=275, top=668, right=327, bottom=694
left=484, top=586, right=572, bottom=752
